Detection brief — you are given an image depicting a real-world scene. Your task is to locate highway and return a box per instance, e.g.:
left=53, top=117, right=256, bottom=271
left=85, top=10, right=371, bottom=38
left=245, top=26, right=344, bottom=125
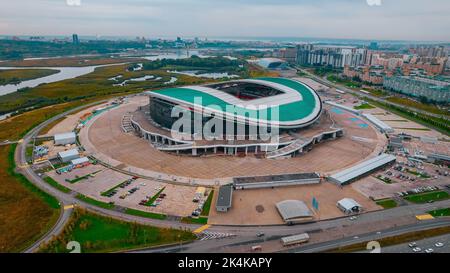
left=14, top=96, right=450, bottom=253
left=369, top=233, right=450, bottom=253
left=289, top=218, right=450, bottom=253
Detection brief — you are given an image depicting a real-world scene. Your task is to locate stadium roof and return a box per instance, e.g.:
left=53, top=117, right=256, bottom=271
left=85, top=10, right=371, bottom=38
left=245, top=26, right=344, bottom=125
left=146, top=78, right=322, bottom=128
left=329, top=153, right=396, bottom=185
left=276, top=200, right=312, bottom=221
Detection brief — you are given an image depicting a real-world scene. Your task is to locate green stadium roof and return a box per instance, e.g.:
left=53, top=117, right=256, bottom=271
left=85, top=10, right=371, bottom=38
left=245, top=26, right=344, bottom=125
left=146, top=77, right=322, bottom=128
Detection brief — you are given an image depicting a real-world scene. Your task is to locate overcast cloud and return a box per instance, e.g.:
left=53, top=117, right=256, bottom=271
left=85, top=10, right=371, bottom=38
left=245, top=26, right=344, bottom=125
left=0, top=0, right=449, bottom=41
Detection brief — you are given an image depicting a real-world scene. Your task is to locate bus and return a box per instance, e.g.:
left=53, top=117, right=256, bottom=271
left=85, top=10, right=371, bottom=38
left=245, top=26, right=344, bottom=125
left=281, top=233, right=310, bottom=247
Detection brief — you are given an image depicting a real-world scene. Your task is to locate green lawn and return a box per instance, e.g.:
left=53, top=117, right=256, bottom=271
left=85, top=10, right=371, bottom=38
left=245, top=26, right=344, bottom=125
left=144, top=187, right=166, bottom=206
left=375, top=175, right=393, bottom=184
left=67, top=170, right=101, bottom=184
left=181, top=217, right=208, bottom=225
left=200, top=190, right=214, bottom=217
left=404, top=191, right=450, bottom=204
left=75, top=194, right=114, bottom=209
left=101, top=179, right=128, bottom=197
left=39, top=210, right=196, bottom=253
left=428, top=208, right=450, bottom=217
left=43, top=176, right=71, bottom=193
left=354, top=103, right=375, bottom=110
left=124, top=208, right=167, bottom=220
left=376, top=199, right=397, bottom=209
left=364, top=98, right=450, bottom=136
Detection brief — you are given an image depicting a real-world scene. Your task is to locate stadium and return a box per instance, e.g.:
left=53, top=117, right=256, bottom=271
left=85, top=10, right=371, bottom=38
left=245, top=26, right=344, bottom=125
left=129, top=77, right=343, bottom=157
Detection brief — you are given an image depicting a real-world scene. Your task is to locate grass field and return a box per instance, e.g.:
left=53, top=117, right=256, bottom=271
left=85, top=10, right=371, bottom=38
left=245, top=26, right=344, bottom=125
left=181, top=217, right=209, bottom=225
left=354, top=103, right=375, bottom=110
left=365, top=98, right=450, bottom=136
left=43, top=176, right=71, bottom=193
left=145, top=187, right=166, bottom=206
left=427, top=208, right=450, bottom=217
left=200, top=190, right=214, bottom=217
left=75, top=194, right=115, bottom=209
left=375, top=199, right=397, bottom=209
left=0, top=56, right=144, bottom=67
left=0, top=57, right=278, bottom=116
left=0, top=69, right=59, bottom=85
left=386, top=96, right=449, bottom=117
left=38, top=209, right=196, bottom=253
left=0, top=144, right=60, bottom=252
left=404, top=191, right=450, bottom=204
left=124, top=208, right=167, bottom=220
left=100, top=179, right=128, bottom=197
left=67, top=170, right=102, bottom=184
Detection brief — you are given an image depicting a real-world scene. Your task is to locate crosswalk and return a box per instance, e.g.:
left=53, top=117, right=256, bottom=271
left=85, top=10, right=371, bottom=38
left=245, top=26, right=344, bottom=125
left=197, top=231, right=236, bottom=241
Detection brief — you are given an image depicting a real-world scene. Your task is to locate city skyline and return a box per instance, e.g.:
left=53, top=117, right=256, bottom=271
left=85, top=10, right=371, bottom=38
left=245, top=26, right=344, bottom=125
left=0, top=0, right=449, bottom=42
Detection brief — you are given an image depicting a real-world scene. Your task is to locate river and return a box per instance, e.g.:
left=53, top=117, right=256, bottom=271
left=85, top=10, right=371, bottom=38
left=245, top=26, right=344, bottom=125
left=0, top=51, right=209, bottom=96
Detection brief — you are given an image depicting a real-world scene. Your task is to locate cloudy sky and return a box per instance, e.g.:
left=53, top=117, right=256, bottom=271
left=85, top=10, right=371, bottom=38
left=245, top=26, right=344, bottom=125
left=1, top=0, right=449, bottom=41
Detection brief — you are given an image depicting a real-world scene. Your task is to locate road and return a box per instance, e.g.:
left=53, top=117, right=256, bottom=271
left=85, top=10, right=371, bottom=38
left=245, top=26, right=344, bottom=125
left=131, top=200, right=450, bottom=253
left=370, top=233, right=450, bottom=253
left=15, top=96, right=450, bottom=253
left=0, top=140, right=18, bottom=146
left=296, top=66, right=449, bottom=121
left=288, top=218, right=450, bottom=253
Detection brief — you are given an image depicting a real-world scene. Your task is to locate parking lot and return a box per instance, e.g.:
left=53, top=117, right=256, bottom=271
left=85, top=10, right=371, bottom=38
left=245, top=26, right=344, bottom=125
left=352, top=159, right=450, bottom=200
left=47, top=165, right=203, bottom=217
left=209, top=182, right=381, bottom=226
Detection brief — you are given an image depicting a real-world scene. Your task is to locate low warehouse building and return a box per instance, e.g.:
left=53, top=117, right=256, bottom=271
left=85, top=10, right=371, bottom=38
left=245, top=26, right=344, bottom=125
left=54, top=132, right=77, bottom=146
left=71, top=157, right=90, bottom=166
left=216, top=185, right=233, bottom=212
left=362, top=113, right=394, bottom=134
left=58, top=149, right=79, bottom=163
left=276, top=200, right=314, bottom=225
left=427, top=153, right=450, bottom=166
left=337, top=198, right=362, bottom=214
left=233, top=173, right=321, bottom=190
left=328, top=153, right=396, bottom=185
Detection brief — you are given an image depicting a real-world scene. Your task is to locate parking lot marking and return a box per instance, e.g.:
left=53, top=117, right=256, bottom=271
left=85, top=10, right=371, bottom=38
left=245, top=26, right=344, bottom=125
left=194, top=224, right=210, bottom=234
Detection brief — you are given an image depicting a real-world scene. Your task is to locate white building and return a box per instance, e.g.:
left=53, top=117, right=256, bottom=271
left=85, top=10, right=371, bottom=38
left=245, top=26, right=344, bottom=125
left=337, top=198, right=363, bottom=214
left=71, top=157, right=89, bottom=166
left=58, top=149, right=79, bottom=163
left=54, top=132, right=77, bottom=146
left=276, top=200, right=314, bottom=225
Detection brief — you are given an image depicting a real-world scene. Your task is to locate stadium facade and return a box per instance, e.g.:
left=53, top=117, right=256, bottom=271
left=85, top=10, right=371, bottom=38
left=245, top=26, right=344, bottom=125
left=129, top=77, right=343, bottom=158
